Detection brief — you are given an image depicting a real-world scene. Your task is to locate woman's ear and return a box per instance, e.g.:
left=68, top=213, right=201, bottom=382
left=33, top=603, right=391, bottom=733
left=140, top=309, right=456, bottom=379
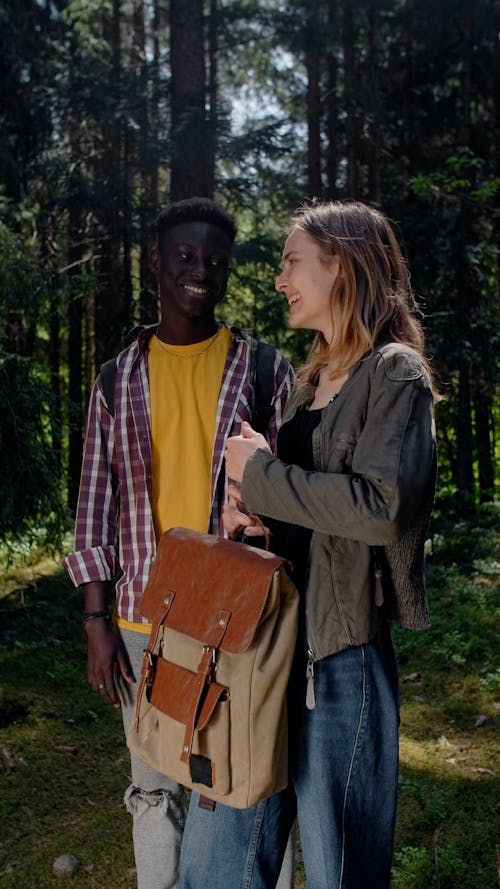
left=329, top=254, right=342, bottom=284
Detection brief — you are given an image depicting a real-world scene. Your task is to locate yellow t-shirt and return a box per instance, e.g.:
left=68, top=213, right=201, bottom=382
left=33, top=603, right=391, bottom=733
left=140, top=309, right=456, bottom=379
left=118, top=326, right=231, bottom=635
left=148, top=325, right=231, bottom=541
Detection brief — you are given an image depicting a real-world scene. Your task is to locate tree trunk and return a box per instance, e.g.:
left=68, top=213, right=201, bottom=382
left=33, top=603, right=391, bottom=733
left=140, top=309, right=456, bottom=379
left=149, top=0, right=161, bottom=209
left=84, top=282, right=95, bottom=412
left=95, top=0, right=124, bottom=366
left=169, top=0, right=214, bottom=199
left=132, top=0, right=157, bottom=325
left=367, top=0, right=380, bottom=202
left=306, top=56, right=322, bottom=197
left=48, top=289, right=62, bottom=466
left=207, top=0, right=218, bottom=186
left=41, top=216, right=62, bottom=471
left=473, top=379, right=495, bottom=501
left=342, top=0, right=357, bottom=197
left=66, top=32, right=85, bottom=514
left=403, top=3, right=416, bottom=176
left=122, top=120, right=133, bottom=334
left=67, top=182, right=84, bottom=514
left=326, top=0, right=338, bottom=198
left=455, top=358, right=475, bottom=498
left=305, top=3, right=323, bottom=198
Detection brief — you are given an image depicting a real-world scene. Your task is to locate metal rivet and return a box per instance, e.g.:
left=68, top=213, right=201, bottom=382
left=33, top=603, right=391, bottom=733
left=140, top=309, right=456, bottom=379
left=219, top=618, right=225, bottom=626
left=183, top=745, right=189, bottom=752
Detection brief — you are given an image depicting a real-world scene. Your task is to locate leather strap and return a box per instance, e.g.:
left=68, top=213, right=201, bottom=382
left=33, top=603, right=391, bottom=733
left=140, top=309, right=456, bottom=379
left=202, top=608, right=231, bottom=649
left=179, top=608, right=233, bottom=762
left=180, top=646, right=216, bottom=763
left=133, top=591, right=176, bottom=731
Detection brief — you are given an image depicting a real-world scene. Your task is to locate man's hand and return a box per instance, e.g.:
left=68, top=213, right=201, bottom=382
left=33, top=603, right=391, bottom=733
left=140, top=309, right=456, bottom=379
left=85, top=619, right=134, bottom=707
left=225, top=421, right=271, bottom=485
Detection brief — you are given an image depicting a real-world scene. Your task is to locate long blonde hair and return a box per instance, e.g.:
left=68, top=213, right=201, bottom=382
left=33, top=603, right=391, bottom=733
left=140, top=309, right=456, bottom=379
left=290, top=200, right=434, bottom=390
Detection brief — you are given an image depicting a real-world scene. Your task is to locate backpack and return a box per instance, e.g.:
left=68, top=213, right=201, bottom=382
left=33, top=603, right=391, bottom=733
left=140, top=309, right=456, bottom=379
left=99, top=331, right=278, bottom=435
left=127, top=526, right=299, bottom=808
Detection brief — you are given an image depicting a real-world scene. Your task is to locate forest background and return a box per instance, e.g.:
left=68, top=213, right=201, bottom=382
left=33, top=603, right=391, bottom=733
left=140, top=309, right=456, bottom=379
left=0, top=2, right=499, bottom=888
left=0, top=0, right=499, bottom=535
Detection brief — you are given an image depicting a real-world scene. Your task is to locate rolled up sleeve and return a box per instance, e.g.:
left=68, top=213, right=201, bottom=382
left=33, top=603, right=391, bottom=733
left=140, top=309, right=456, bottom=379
left=64, top=380, right=119, bottom=586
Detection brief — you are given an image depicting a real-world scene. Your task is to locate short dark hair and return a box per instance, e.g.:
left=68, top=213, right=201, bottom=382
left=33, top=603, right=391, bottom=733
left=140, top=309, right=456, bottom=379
left=153, top=197, right=237, bottom=247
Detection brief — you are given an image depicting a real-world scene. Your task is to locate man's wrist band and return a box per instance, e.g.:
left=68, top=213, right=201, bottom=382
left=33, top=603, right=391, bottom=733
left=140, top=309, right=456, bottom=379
left=82, top=610, right=109, bottom=623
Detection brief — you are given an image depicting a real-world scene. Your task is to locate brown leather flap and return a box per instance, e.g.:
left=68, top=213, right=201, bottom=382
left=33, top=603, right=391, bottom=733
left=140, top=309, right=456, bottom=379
left=141, top=527, right=285, bottom=653
left=148, top=655, right=227, bottom=731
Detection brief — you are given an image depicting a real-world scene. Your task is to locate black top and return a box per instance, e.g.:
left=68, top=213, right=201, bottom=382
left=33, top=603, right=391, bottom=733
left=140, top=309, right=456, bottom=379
left=271, top=406, right=323, bottom=593
left=278, top=405, right=322, bottom=470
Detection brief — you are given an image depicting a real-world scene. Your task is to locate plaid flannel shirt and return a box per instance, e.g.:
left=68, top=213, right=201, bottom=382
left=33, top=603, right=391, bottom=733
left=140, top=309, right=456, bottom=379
left=64, top=323, right=294, bottom=624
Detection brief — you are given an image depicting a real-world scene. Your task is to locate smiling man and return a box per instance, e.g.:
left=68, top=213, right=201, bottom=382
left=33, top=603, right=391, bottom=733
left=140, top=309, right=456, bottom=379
left=64, top=198, right=294, bottom=889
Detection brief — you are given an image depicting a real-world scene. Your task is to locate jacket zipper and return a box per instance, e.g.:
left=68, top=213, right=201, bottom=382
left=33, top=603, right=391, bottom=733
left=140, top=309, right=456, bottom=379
left=306, top=648, right=316, bottom=710
left=373, top=547, right=384, bottom=606
left=304, top=430, right=323, bottom=668
left=304, top=380, right=364, bottom=694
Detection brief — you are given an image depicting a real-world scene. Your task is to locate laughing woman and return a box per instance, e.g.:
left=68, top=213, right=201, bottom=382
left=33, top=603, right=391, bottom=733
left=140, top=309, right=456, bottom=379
left=179, top=200, right=437, bottom=889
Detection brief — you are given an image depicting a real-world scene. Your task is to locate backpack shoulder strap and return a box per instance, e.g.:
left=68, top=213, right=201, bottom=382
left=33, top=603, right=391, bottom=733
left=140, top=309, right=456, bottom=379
left=250, top=338, right=277, bottom=434
left=97, top=324, right=150, bottom=417
left=99, top=357, right=117, bottom=418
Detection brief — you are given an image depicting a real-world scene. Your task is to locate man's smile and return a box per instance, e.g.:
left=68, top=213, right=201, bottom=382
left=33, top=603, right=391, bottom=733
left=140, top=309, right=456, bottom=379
left=183, top=283, right=209, bottom=295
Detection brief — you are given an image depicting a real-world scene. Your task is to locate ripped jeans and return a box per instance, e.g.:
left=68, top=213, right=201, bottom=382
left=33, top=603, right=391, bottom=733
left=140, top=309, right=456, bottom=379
left=119, top=629, right=188, bottom=889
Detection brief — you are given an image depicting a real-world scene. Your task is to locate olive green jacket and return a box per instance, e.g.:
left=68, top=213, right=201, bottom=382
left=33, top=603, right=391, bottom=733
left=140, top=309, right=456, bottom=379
left=241, top=342, right=436, bottom=660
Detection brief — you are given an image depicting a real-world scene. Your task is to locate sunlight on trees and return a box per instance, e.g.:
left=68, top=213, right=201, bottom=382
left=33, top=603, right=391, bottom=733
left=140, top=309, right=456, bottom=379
left=0, top=0, right=498, bottom=535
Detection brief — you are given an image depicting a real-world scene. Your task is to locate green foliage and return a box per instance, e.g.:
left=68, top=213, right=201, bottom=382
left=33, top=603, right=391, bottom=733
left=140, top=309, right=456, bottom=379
left=404, top=148, right=500, bottom=502
left=0, top=223, right=68, bottom=546
left=0, top=353, right=68, bottom=546
left=0, top=222, right=46, bottom=352
left=394, top=502, right=500, bottom=676
left=398, top=776, right=447, bottom=829
left=392, top=842, right=466, bottom=889
left=225, top=233, right=314, bottom=367
left=392, top=845, right=432, bottom=888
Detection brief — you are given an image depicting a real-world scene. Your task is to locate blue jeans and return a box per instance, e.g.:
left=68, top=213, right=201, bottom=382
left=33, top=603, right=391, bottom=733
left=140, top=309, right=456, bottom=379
left=179, top=787, right=295, bottom=889
left=178, top=629, right=399, bottom=889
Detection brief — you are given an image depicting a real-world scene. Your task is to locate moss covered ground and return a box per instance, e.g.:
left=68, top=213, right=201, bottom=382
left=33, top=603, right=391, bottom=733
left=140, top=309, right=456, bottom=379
left=1, top=505, right=498, bottom=888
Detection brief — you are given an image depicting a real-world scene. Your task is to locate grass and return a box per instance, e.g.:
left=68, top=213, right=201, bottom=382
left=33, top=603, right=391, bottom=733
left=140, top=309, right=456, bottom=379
left=389, top=502, right=500, bottom=889
left=0, top=572, right=136, bottom=888
left=0, top=504, right=499, bottom=888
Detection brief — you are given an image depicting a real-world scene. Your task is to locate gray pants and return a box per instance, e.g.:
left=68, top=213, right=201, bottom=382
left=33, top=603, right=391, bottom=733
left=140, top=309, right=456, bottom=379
left=119, top=628, right=295, bottom=889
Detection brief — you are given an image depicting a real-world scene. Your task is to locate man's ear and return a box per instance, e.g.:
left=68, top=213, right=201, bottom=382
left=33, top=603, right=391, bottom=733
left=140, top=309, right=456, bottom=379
left=150, top=248, right=160, bottom=274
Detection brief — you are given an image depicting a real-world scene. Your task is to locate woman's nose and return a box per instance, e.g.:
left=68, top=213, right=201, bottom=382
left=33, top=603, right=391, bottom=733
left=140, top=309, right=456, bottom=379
left=275, top=273, right=287, bottom=293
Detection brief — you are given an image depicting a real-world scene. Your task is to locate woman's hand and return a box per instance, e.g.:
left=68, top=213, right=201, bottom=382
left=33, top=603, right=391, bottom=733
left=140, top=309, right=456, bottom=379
left=225, top=421, right=271, bottom=485
left=223, top=484, right=269, bottom=539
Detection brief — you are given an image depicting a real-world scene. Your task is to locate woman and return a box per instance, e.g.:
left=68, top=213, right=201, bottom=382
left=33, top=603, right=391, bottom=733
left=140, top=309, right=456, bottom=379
left=179, top=200, right=437, bottom=889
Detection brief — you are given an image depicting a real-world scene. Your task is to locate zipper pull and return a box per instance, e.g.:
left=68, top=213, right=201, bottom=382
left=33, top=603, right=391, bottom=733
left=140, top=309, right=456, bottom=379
left=306, top=650, right=316, bottom=710
left=374, top=553, right=384, bottom=607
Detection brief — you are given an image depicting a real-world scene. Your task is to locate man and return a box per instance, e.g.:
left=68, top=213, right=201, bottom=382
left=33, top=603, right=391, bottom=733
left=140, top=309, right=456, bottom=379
left=65, top=197, right=295, bottom=889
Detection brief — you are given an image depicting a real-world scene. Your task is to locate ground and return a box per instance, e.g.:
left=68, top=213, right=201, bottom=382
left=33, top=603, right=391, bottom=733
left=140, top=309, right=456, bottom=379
left=0, top=505, right=498, bottom=888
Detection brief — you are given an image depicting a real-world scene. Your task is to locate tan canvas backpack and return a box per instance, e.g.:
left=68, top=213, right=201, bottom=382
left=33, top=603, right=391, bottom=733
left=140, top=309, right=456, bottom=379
left=127, top=527, right=298, bottom=808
